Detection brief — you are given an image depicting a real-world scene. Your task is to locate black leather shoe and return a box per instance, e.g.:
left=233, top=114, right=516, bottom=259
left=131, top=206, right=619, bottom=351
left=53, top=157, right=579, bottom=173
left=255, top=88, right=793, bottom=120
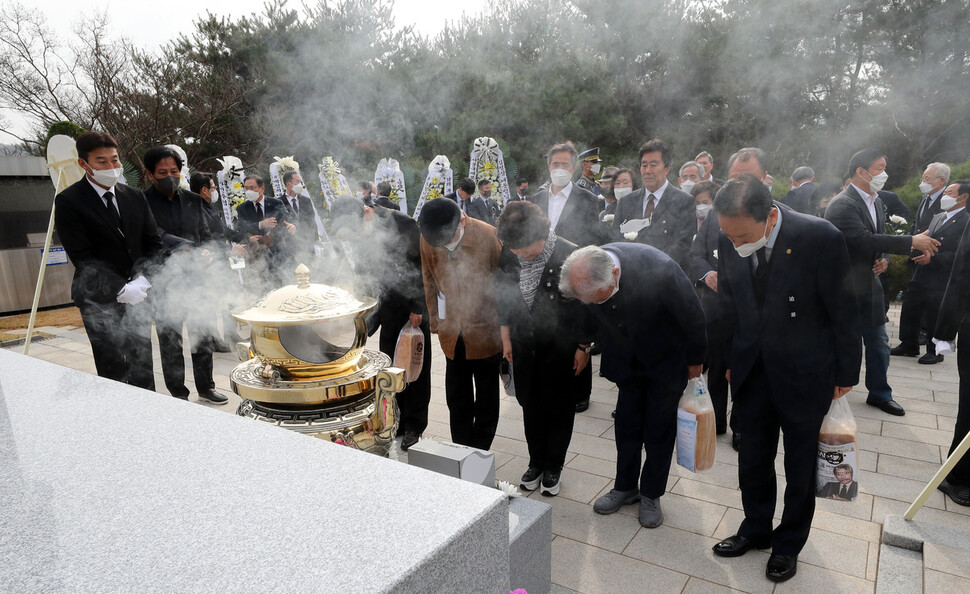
left=198, top=389, right=229, bottom=404
left=400, top=431, right=420, bottom=452
left=867, top=398, right=905, bottom=416
left=918, top=353, right=944, bottom=365
left=575, top=398, right=590, bottom=413
left=890, top=343, right=919, bottom=356
left=212, top=340, right=232, bottom=353
left=611, top=409, right=616, bottom=418
left=732, top=432, right=741, bottom=452
left=712, top=534, right=771, bottom=558
left=766, top=554, right=798, bottom=582
left=938, top=479, right=970, bottom=506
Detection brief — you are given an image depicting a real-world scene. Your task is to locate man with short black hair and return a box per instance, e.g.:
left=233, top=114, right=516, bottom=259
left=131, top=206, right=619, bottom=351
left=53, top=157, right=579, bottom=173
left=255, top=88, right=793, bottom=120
left=55, top=131, right=162, bottom=390
left=711, top=174, right=861, bottom=583
left=825, top=149, right=942, bottom=417
left=374, top=180, right=400, bottom=211
left=514, top=178, right=529, bottom=201
left=419, top=198, right=503, bottom=450
left=611, top=139, right=695, bottom=270
left=235, top=174, right=296, bottom=284
left=478, top=178, right=501, bottom=221
left=446, top=177, right=493, bottom=224
left=281, top=170, right=319, bottom=262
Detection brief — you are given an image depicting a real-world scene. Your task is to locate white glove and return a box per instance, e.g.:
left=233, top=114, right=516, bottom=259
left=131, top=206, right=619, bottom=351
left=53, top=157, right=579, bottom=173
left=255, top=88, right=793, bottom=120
left=117, top=276, right=151, bottom=305
left=932, top=338, right=955, bottom=355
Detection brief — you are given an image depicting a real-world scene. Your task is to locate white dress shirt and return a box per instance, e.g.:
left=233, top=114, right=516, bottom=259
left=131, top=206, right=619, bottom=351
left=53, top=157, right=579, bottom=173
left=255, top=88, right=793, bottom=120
left=642, top=180, right=669, bottom=217
left=87, top=177, right=120, bottom=216
left=548, top=182, right=573, bottom=230
left=850, top=183, right=879, bottom=228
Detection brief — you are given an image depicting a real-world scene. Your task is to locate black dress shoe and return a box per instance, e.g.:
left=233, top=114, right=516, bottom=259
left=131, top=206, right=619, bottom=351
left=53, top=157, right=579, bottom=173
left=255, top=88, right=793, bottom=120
left=712, top=534, right=771, bottom=558
left=938, top=479, right=970, bottom=506
left=400, top=431, right=420, bottom=452
left=198, top=389, right=229, bottom=404
left=212, top=340, right=232, bottom=353
left=918, top=352, right=944, bottom=365
left=766, top=554, right=798, bottom=582
left=867, top=398, right=905, bottom=416
left=611, top=409, right=616, bottom=418
left=575, top=398, right=590, bottom=413
left=732, top=432, right=741, bottom=452
left=890, top=343, right=919, bottom=356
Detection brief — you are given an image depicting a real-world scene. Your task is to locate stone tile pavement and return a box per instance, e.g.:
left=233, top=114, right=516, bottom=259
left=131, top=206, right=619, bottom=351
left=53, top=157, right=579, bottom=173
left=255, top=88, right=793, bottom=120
left=5, top=305, right=969, bottom=593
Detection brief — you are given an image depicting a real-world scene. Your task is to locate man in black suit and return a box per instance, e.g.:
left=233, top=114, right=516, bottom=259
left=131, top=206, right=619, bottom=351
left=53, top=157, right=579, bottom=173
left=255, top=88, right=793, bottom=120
left=780, top=166, right=816, bottom=215
left=235, top=174, right=296, bottom=285
left=529, top=142, right=604, bottom=412
left=825, top=149, right=940, bottom=417
left=561, top=243, right=705, bottom=529
left=143, top=146, right=228, bottom=405
left=610, top=139, right=695, bottom=270
left=446, top=178, right=493, bottom=224
left=710, top=175, right=862, bottom=583
left=911, top=162, right=951, bottom=235
left=512, top=178, right=530, bottom=202
left=280, top=170, right=319, bottom=264
left=478, top=179, right=502, bottom=222
left=330, top=197, right=432, bottom=452
left=893, top=183, right=970, bottom=364
left=374, top=181, right=401, bottom=212
left=816, top=464, right=859, bottom=500
left=931, top=179, right=970, bottom=507
left=54, top=131, right=163, bottom=390
left=696, top=151, right=726, bottom=186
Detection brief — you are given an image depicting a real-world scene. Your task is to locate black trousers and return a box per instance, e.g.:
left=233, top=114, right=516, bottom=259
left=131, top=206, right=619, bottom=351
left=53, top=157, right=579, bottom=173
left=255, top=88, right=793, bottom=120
left=947, top=320, right=970, bottom=486
left=445, top=335, right=501, bottom=450
left=898, top=282, right=942, bottom=354
left=614, top=377, right=681, bottom=498
left=519, top=347, right=577, bottom=471
left=574, top=359, right=592, bottom=404
left=156, top=323, right=214, bottom=398
left=80, top=301, right=155, bottom=391
left=704, top=320, right=734, bottom=433
left=736, top=359, right=826, bottom=556
left=379, top=317, right=432, bottom=435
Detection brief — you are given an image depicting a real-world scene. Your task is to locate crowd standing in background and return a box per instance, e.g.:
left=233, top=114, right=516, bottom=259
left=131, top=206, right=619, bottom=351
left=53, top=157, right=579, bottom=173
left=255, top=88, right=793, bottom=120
left=53, top=131, right=970, bottom=585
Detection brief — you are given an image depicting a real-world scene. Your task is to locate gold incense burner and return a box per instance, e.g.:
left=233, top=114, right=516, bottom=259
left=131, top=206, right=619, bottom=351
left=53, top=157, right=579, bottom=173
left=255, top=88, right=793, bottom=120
left=230, top=264, right=404, bottom=455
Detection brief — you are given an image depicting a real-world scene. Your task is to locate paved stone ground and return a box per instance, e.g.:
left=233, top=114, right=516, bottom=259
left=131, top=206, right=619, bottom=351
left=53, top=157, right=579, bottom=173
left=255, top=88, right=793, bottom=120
left=6, top=304, right=970, bottom=593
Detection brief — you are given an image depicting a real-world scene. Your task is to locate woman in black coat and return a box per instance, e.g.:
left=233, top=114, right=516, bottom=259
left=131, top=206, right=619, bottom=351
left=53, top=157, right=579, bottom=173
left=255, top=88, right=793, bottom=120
left=495, top=201, right=594, bottom=496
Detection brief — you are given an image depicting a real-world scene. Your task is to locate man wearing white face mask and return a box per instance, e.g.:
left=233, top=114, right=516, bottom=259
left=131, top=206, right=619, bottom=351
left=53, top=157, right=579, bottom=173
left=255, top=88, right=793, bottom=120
left=282, top=170, right=319, bottom=263
left=576, top=147, right=603, bottom=196
left=825, top=149, right=940, bottom=417
left=712, top=174, right=861, bottom=583
left=912, top=162, right=950, bottom=235
left=54, top=131, right=163, bottom=391
left=894, top=181, right=970, bottom=364
left=678, top=160, right=705, bottom=196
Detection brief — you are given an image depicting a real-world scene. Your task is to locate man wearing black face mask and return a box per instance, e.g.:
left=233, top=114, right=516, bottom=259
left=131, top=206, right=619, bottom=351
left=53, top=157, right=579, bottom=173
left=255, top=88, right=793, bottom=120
left=479, top=179, right=501, bottom=223
left=55, top=131, right=163, bottom=390
left=143, top=146, right=227, bottom=405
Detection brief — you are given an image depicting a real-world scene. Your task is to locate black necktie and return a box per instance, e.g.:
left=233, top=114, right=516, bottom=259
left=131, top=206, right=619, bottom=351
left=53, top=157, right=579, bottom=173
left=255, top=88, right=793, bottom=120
left=753, top=247, right=769, bottom=306
left=291, top=197, right=299, bottom=213
left=460, top=199, right=467, bottom=213
left=839, top=484, right=847, bottom=498
left=104, top=191, right=121, bottom=230
left=256, top=202, right=263, bottom=220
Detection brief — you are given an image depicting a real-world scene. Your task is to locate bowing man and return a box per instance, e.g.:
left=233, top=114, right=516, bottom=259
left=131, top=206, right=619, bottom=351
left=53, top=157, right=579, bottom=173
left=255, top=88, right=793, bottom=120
left=711, top=175, right=861, bottom=583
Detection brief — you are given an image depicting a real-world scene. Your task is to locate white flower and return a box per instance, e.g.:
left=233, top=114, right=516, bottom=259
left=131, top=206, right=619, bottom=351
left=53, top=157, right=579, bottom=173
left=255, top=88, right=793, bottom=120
left=624, top=231, right=638, bottom=241
left=274, top=155, right=299, bottom=171
left=713, top=249, right=718, bottom=260
left=496, top=480, right=521, bottom=498
left=603, top=214, right=615, bottom=223
left=890, top=215, right=907, bottom=225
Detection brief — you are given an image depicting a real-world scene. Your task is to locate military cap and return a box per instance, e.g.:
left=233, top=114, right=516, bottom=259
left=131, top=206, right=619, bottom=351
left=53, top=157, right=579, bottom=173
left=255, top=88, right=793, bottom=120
left=578, top=147, right=602, bottom=162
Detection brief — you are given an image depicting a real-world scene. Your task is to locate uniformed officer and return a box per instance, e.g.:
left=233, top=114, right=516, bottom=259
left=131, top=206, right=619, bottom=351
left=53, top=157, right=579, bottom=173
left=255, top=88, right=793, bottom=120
left=576, top=147, right=603, bottom=197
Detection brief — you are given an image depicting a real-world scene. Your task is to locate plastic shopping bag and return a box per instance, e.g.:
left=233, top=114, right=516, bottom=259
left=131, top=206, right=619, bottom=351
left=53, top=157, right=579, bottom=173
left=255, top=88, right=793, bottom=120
left=392, top=323, right=425, bottom=383
left=816, top=397, right=859, bottom=501
left=676, top=377, right=717, bottom=472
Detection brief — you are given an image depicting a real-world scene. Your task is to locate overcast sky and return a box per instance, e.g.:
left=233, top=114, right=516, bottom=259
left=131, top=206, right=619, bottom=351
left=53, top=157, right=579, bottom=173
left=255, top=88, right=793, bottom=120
left=1, top=0, right=478, bottom=143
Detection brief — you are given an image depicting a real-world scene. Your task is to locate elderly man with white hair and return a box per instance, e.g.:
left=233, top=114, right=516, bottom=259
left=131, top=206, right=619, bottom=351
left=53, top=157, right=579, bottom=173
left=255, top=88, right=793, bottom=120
left=912, top=162, right=951, bottom=235
left=560, top=242, right=706, bottom=529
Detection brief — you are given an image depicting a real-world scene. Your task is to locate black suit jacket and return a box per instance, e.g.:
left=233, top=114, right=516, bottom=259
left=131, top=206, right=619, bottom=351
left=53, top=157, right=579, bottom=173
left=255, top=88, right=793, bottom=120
left=281, top=193, right=319, bottom=251
left=817, top=480, right=858, bottom=500
left=446, top=192, right=493, bottom=225
left=584, top=243, right=706, bottom=391
left=912, top=190, right=945, bottom=235
left=878, top=190, right=911, bottom=221
left=234, top=196, right=289, bottom=238
left=144, top=186, right=211, bottom=249
left=780, top=182, right=816, bottom=215
left=202, top=200, right=245, bottom=245
left=824, top=186, right=912, bottom=326
left=609, top=184, right=696, bottom=269
left=934, top=215, right=970, bottom=341
left=688, top=214, right=721, bottom=322
left=911, top=210, right=970, bottom=292
left=719, top=208, right=861, bottom=423
left=54, top=178, right=164, bottom=306
left=529, top=184, right=604, bottom=247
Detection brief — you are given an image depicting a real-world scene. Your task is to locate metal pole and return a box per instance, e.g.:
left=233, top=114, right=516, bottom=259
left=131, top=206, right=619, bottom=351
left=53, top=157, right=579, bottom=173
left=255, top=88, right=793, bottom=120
left=23, top=169, right=64, bottom=356
left=904, top=429, right=970, bottom=520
